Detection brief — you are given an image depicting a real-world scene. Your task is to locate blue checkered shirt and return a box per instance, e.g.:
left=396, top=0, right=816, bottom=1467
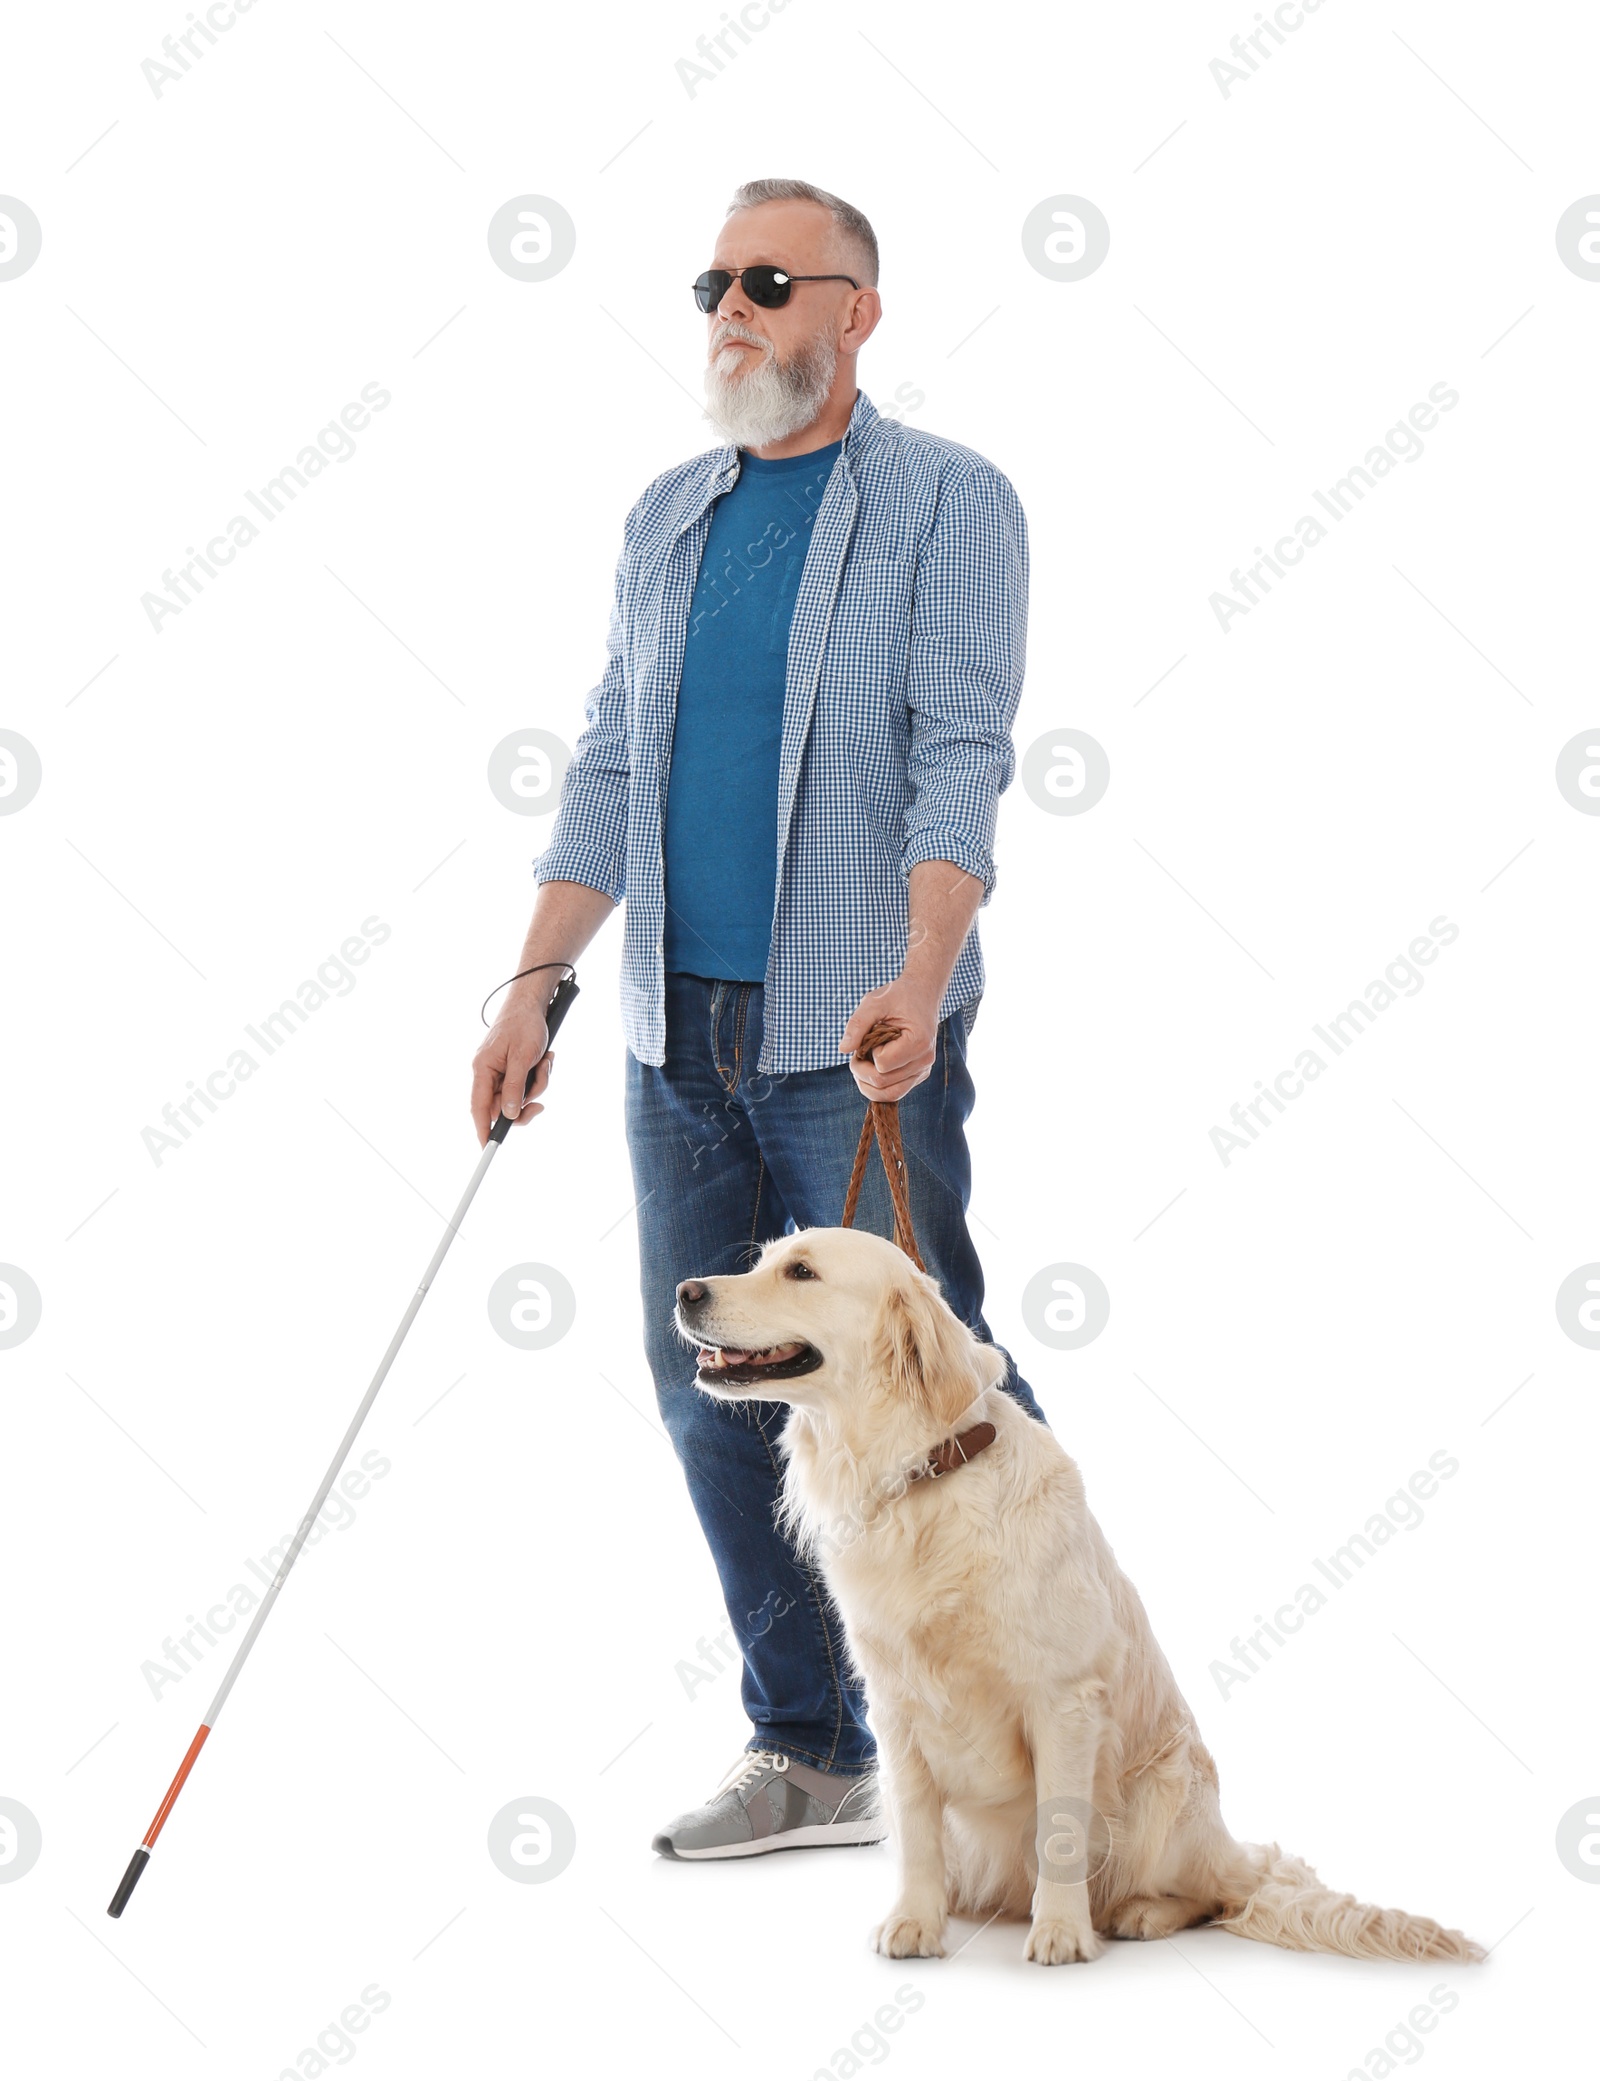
left=532, top=387, right=1029, bottom=1074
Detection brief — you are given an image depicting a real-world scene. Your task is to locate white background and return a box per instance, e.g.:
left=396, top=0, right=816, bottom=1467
left=2, top=1, right=1595, bottom=2075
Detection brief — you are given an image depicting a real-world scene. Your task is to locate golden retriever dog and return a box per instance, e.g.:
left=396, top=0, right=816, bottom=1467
left=675, top=1227, right=1483, bottom=1967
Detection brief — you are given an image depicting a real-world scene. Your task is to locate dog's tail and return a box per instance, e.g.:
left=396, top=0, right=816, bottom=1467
left=1214, top=1842, right=1484, bottom=1962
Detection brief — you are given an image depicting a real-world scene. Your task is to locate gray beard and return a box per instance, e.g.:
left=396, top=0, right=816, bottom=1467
left=702, top=325, right=839, bottom=450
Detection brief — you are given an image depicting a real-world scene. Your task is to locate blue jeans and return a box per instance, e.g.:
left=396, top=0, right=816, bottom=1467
left=623, top=972, right=1048, bottom=1775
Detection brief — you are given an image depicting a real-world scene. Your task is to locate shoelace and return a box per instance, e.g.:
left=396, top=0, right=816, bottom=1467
left=714, top=1749, right=790, bottom=1798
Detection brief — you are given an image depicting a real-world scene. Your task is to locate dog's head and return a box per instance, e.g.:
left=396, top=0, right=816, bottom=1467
left=674, top=1227, right=1006, bottom=1435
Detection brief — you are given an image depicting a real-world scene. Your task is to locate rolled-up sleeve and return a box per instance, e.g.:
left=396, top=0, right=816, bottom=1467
left=898, top=463, right=1027, bottom=905
left=531, top=529, right=631, bottom=904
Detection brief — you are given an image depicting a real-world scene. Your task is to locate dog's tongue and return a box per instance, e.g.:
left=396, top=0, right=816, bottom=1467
left=700, top=1341, right=806, bottom=1369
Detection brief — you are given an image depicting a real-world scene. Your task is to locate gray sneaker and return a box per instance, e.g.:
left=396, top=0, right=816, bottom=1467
left=652, top=1749, right=887, bottom=1861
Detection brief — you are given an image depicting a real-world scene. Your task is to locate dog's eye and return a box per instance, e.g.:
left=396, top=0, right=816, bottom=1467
left=784, top=1261, right=818, bottom=1281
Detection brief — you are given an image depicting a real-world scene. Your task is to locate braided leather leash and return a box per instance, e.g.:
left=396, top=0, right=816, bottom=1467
left=839, top=1017, right=1002, bottom=1485
left=839, top=1016, right=925, bottom=1271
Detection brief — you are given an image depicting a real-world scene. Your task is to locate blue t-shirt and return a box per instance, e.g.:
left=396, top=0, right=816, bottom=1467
left=661, top=439, right=843, bottom=981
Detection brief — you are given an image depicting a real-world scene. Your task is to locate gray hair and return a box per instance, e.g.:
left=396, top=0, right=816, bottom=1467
left=725, top=178, right=879, bottom=288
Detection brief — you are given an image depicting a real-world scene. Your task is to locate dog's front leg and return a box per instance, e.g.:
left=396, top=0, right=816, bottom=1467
left=1025, top=1683, right=1107, bottom=1965
left=869, top=1717, right=947, bottom=1960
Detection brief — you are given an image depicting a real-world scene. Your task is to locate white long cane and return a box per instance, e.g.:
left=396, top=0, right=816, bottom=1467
left=106, top=969, right=579, bottom=1916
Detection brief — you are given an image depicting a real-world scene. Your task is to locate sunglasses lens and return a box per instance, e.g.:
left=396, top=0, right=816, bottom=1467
left=746, top=266, right=791, bottom=307
left=694, top=267, right=794, bottom=311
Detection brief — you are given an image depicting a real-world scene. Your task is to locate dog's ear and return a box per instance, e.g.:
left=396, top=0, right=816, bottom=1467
left=975, top=1338, right=1010, bottom=1395
left=871, top=1274, right=985, bottom=1429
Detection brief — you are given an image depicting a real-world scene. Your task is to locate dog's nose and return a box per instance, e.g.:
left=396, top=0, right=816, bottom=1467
left=677, top=1279, right=709, bottom=1310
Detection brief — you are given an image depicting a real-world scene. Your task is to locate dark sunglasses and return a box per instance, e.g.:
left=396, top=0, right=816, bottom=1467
left=692, top=264, right=860, bottom=313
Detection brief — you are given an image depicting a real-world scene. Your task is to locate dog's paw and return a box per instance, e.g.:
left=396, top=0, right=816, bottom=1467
left=1024, top=1918, right=1103, bottom=1966
left=872, top=1910, right=946, bottom=1959
left=1105, top=1896, right=1204, bottom=1941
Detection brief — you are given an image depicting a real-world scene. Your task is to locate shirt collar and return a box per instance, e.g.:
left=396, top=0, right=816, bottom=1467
left=711, top=386, right=881, bottom=484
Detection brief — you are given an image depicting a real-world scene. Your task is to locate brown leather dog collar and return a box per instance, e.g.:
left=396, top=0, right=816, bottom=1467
left=907, top=1419, right=996, bottom=1483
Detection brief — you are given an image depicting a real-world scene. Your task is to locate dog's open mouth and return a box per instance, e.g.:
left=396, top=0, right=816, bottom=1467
left=695, top=1339, right=824, bottom=1385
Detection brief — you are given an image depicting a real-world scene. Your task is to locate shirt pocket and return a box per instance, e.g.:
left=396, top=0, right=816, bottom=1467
left=824, top=551, right=915, bottom=677
left=815, top=560, right=915, bottom=841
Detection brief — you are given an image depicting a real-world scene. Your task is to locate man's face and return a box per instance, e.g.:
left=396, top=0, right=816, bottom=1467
left=700, top=200, right=859, bottom=449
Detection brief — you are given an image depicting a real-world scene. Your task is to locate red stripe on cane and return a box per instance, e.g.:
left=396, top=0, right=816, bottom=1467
left=142, top=1724, right=211, bottom=1849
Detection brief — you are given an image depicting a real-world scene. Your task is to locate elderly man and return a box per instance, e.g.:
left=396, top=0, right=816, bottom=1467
left=471, top=177, right=1048, bottom=1861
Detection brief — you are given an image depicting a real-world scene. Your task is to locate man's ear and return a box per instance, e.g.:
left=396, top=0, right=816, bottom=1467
left=871, top=1275, right=984, bottom=1429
